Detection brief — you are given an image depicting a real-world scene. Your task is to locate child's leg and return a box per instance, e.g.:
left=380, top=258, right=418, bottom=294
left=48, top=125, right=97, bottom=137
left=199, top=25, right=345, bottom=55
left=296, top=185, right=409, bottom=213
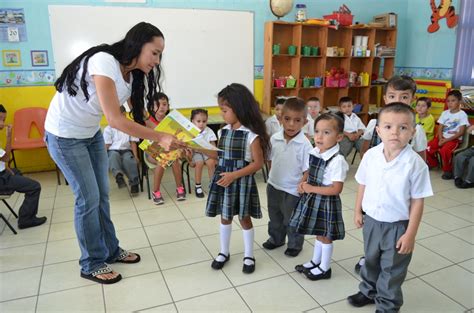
left=439, top=140, right=458, bottom=173
left=171, top=161, right=183, bottom=188
left=214, top=217, right=233, bottom=262
left=240, top=217, right=255, bottom=267
left=107, top=150, right=123, bottom=178
left=453, top=148, right=471, bottom=179
left=355, top=137, right=364, bottom=152
left=339, top=136, right=354, bottom=158
left=466, top=149, right=474, bottom=183
left=307, top=236, right=333, bottom=275
left=205, top=158, right=217, bottom=180
left=359, top=216, right=380, bottom=300
left=426, top=136, right=440, bottom=168
left=281, top=192, right=304, bottom=252
left=121, top=151, right=139, bottom=186
left=153, top=166, right=165, bottom=193
left=265, top=184, right=286, bottom=247
left=194, top=161, right=204, bottom=185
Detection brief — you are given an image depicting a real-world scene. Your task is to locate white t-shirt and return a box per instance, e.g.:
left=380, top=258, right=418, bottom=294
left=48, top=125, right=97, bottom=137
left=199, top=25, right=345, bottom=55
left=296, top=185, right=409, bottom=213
left=45, top=52, right=132, bottom=138
left=362, top=118, right=427, bottom=152
left=265, top=115, right=281, bottom=138
left=356, top=143, right=433, bottom=222
left=438, top=110, right=470, bottom=140
left=308, top=144, right=349, bottom=185
left=103, top=126, right=139, bottom=151
left=268, top=130, right=313, bottom=197
left=0, top=147, right=5, bottom=172
left=197, top=126, right=217, bottom=143
left=302, top=114, right=315, bottom=137
left=344, top=113, right=366, bottom=133
left=218, top=125, right=258, bottom=162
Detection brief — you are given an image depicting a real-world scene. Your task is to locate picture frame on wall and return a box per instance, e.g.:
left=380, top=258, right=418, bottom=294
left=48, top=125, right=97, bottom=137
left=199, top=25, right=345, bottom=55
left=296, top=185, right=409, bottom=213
left=2, top=49, right=21, bottom=67
left=31, top=50, right=48, bottom=67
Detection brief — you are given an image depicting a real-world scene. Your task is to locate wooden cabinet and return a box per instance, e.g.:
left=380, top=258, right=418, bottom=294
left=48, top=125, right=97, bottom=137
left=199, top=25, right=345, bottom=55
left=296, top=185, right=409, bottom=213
left=263, top=21, right=397, bottom=123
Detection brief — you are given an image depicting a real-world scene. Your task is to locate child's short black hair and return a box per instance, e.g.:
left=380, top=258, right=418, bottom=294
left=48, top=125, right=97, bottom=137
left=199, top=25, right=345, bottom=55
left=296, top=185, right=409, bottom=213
left=378, top=102, right=416, bottom=126
left=283, top=97, right=307, bottom=115
left=447, top=89, right=463, bottom=101
left=275, top=98, right=286, bottom=106
left=0, top=104, right=6, bottom=113
left=339, top=96, right=353, bottom=105
left=154, top=92, right=169, bottom=103
left=416, top=97, right=432, bottom=108
left=191, top=108, right=208, bottom=121
left=314, top=112, right=344, bottom=134
left=307, top=97, right=320, bottom=103
left=384, top=75, right=417, bottom=96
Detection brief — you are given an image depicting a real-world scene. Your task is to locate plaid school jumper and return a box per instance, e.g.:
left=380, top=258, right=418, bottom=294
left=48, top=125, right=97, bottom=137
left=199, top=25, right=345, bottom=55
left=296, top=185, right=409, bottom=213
left=289, top=154, right=345, bottom=240
left=205, top=128, right=262, bottom=220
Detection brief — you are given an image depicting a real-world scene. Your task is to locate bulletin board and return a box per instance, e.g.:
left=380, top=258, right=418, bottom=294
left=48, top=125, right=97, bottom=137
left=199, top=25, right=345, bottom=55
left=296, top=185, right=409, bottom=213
left=48, top=5, right=254, bottom=109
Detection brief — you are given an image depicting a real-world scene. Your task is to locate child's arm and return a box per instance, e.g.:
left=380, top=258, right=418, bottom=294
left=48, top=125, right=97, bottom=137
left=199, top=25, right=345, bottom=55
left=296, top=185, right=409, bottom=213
left=217, top=137, right=263, bottom=187
left=301, top=181, right=343, bottom=196
left=297, top=171, right=309, bottom=194
left=0, top=125, right=12, bottom=164
left=396, top=198, right=424, bottom=254
left=353, top=184, right=365, bottom=228
left=442, top=125, right=467, bottom=143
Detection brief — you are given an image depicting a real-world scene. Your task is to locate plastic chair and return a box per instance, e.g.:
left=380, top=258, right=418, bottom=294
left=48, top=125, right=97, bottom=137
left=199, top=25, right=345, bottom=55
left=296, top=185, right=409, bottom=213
left=0, top=191, right=18, bottom=235
left=9, top=107, right=63, bottom=185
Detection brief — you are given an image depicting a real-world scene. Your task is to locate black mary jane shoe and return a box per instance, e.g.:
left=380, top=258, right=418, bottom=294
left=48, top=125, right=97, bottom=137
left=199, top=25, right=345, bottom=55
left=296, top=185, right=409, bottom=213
left=211, top=253, right=230, bottom=270
left=347, top=291, right=375, bottom=307
left=304, top=265, right=332, bottom=281
left=242, top=257, right=256, bottom=274
left=295, top=260, right=319, bottom=273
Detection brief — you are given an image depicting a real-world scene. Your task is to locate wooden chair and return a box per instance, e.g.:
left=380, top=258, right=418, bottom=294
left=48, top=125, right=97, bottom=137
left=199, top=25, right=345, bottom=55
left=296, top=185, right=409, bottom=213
left=0, top=192, right=18, bottom=235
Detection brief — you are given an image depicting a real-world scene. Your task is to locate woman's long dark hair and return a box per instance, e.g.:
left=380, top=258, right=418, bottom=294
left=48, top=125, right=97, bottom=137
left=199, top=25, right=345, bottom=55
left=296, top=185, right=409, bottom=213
left=54, top=22, right=164, bottom=125
left=218, top=83, right=270, bottom=159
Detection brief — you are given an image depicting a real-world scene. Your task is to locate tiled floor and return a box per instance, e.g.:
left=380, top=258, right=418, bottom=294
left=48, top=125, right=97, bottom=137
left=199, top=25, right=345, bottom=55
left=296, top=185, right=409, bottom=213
left=0, top=162, right=472, bottom=313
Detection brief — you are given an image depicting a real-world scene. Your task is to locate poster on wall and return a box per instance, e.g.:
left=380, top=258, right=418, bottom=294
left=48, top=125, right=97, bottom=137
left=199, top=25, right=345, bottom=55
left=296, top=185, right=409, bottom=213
left=0, top=8, right=28, bottom=42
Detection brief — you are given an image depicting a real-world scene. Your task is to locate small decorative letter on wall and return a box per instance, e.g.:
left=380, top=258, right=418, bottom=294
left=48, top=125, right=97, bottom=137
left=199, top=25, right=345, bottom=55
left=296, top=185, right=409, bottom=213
left=31, top=50, right=48, bottom=67
left=2, top=49, right=21, bottom=67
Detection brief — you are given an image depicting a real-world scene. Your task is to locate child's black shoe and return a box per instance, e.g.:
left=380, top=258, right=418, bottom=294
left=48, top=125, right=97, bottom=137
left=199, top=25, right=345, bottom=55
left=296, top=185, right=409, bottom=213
left=347, top=292, right=375, bottom=307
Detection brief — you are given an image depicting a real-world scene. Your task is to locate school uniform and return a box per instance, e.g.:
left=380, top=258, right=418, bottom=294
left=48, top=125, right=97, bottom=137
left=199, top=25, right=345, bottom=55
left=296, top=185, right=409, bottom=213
left=206, top=125, right=261, bottom=220
left=302, top=114, right=315, bottom=138
left=340, top=113, right=366, bottom=157
left=266, top=130, right=312, bottom=250
left=192, top=126, right=217, bottom=163
left=289, top=144, right=348, bottom=239
left=355, top=143, right=433, bottom=312
left=265, top=115, right=281, bottom=138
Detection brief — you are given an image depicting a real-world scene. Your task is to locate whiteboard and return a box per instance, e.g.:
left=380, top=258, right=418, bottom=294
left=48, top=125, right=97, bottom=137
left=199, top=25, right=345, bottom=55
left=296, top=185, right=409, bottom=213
left=48, top=5, right=254, bottom=109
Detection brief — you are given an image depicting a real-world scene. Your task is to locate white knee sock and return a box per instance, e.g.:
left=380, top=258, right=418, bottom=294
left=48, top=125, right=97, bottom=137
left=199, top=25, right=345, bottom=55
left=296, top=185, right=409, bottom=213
left=242, top=228, right=255, bottom=265
left=216, top=223, right=232, bottom=262
left=311, top=243, right=333, bottom=274
left=304, top=239, right=322, bottom=268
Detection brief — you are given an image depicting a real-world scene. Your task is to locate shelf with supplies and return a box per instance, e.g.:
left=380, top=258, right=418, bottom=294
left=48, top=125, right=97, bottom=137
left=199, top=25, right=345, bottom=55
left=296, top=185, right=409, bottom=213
left=263, top=21, right=397, bottom=123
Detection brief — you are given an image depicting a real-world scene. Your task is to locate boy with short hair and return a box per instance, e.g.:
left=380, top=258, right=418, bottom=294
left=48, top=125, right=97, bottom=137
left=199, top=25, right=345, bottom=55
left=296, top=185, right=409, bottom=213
left=426, top=89, right=470, bottom=179
left=338, top=96, right=366, bottom=158
left=415, top=97, right=435, bottom=141
left=265, top=98, right=285, bottom=137
left=302, top=97, right=320, bottom=141
left=262, top=97, right=313, bottom=257
left=347, top=103, right=433, bottom=312
left=0, top=104, right=47, bottom=229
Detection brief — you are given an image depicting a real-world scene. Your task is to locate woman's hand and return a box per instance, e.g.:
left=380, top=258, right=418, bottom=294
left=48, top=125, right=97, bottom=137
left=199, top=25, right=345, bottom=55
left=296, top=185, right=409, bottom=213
left=156, top=133, right=186, bottom=151
left=217, top=172, right=236, bottom=187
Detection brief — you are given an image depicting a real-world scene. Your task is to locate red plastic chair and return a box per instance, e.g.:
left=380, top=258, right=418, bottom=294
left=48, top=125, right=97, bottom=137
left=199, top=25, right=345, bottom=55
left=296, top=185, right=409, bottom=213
left=9, top=107, right=63, bottom=185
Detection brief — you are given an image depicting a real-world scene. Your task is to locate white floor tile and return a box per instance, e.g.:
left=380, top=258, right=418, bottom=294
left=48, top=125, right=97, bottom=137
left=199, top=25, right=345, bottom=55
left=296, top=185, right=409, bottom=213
left=138, top=205, right=184, bottom=226
left=44, top=238, right=80, bottom=265
left=152, top=238, right=211, bottom=270
left=37, top=285, right=104, bottom=313
left=0, top=267, right=42, bottom=301
left=137, top=303, right=177, bottom=312
left=422, top=211, right=472, bottom=232
left=418, top=233, right=474, bottom=263
left=176, top=200, right=207, bottom=219
left=200, top=229, right=246, bottom=256
left=458, top=259, right=474, bottom=273
left=145, top=220, right=196, bottom=246
left=111, top=247, right=160, bottom=277
left=0, top=296, right=37, bottom=313
left=408, top=243, right=454, bottom=276
left=443, top=204, right=474, bottom=223
left=449, top=225, right=473, bottom=244
left=0, top=243, right=45, bottom=272
left=176, top=288, right=250, bottom=313
left=40, top=260, right=94, bottom=294
left=116, top=227, right=151, bottom=250
left=48, top=221, right=75, bottom=241
left=187, top=216, right=221, bottom=237
left=111, top=212, right=143, bottom=231
left=0, top=226, right=49, bottom=249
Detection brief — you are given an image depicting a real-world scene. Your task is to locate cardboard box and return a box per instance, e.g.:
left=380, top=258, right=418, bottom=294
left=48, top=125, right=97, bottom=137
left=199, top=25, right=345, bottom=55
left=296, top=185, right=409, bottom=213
left=326, top=47, right=338, bottom=56
left=373, top=13, right=397, bottom=28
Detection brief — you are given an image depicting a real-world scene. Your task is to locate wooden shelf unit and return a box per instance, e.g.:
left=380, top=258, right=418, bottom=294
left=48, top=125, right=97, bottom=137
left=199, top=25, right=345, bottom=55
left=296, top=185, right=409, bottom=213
left=263, top=21, right=397, bottom=123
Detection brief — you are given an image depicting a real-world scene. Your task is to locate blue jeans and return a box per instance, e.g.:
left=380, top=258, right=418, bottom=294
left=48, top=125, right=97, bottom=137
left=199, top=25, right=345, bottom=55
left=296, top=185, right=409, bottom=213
left=45, top=130, right=120, bottom=274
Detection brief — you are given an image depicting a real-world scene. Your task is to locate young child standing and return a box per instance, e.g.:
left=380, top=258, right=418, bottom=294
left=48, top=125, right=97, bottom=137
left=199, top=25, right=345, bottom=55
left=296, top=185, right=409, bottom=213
left=415, top=97, right=435, bottom=142
left=426, top=90, right=470, bottom=179
left=302, top=97, right=321, bottom=141
left=265, top=98, right=285, bottom=137
left=146, top=92, right=186, bottom=204
left=262, top=98, right=313, bottom=257
left=347, top=103, right=433, bottom=312
left=338, top=96, right=366, bottom=158
left=291, top=113, right=349, bottom=281
left=206, top=83, right=270, bottom=274
left=188, top=109, right=217, bottom=198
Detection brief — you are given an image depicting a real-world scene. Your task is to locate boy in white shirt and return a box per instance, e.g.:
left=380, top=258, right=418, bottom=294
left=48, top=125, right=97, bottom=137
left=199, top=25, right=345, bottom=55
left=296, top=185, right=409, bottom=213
left=103, top=115, right=140, bottom=195
left=347, top=103, right=433, bottom=312
left=338, top=96, right=366, bottom=157
left=262, top=97, right=313, bottom=257
left=302, top=97, right=321, bottom=141
left=265, top=98, right=285, bottom=137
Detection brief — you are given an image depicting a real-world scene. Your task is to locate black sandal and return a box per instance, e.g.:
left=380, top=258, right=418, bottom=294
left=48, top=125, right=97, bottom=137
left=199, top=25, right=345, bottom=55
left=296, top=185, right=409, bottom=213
left=80, top=265, right=122, bottom=284
left=116, top=249, right=141, bottom=264
left=242, top=257, right=256, bottom=274
left=211, top=253, right=230, bottom=270
left=295, top=260, right=319, bottom=273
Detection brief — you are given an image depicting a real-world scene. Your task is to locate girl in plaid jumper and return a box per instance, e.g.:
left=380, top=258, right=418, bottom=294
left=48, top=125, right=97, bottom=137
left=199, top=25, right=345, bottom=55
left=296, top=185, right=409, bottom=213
left=205, top=83, right=270, bottom=274
left=291, top=113, right=349, bottom=281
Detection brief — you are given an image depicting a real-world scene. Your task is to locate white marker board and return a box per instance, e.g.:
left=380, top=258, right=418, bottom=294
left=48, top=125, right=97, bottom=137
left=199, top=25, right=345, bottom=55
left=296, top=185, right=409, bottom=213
left=48, top=5, right=254, bottom=108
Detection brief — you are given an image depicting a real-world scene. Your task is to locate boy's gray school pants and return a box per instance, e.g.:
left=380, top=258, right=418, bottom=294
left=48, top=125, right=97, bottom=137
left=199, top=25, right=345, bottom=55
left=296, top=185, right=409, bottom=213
left=454, top=147, right=474, bottom=182
left=108, top=150, right=139, bottom=186
left=266, top=184, right=304, bottom=250
left=359, top=215, right=412, bottom=313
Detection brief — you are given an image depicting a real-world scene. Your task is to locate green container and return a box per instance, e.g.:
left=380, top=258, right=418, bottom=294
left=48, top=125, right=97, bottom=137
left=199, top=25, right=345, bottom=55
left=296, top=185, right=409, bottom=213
left=302, top=46, right=311, bottom=56
left=311, top=46, right=319, bottom=56
left=272, top=44, right=280, bottom=55
left=286, top=78, right=297, bottom=88
left=288, top=45, right=297, bottom=55
left=302, top=77, right=311, bottom=88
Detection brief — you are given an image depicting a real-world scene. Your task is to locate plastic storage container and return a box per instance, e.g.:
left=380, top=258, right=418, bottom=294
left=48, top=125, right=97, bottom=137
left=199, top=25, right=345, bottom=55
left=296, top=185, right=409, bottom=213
left=296, top=4, right=307, bottom=22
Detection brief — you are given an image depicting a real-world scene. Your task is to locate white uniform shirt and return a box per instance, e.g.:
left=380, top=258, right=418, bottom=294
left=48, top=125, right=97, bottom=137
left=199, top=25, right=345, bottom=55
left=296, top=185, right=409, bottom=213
left=218, top=125, right=258, bottom=162
left=268, top=130, right=313, bottom=196
left=103, top=126, right=139, bottom=151
left=308, top=144, right=349, bottom=185
left=356, top=143, right=433, bottom=222
left=197, top=126, right=217, bottom=143
left=438, top=110, right=470, bottom=140
left=302, top=114, right=315, bottom=137
left=45, top=52, right=132, bottom=138
left=265, top=115, right=281, bottom=138
left=0, top=147, right=5, bottom=172
left=344, top=113, right=366, bottom=133
left=362, top=119, right=427, bottom=152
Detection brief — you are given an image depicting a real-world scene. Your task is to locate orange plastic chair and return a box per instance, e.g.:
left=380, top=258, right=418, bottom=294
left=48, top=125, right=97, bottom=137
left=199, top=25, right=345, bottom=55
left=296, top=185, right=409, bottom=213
left=9, top=107, right=63, bottom=185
